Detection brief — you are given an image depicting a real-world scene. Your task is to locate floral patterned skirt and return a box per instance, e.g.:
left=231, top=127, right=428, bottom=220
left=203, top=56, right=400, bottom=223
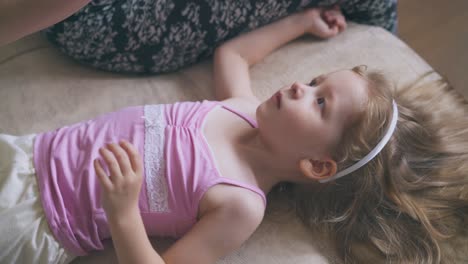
left=45, top=0, right=397, bottom=74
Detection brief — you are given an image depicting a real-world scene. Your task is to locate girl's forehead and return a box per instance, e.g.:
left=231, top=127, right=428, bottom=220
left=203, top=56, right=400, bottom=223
left=327, top=71, right=369, bottom=120
left=320, top=70, right=368, bottom=94
left=324, top=69, right=360, bottom=81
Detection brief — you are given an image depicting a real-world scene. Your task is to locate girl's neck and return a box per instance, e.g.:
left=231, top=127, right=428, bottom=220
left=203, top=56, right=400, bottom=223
left=235, top=129, right=306, bottom=195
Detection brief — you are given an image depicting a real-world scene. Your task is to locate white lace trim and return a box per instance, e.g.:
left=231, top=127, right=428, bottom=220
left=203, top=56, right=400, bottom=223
left=142, top=105, right=169, bottom=212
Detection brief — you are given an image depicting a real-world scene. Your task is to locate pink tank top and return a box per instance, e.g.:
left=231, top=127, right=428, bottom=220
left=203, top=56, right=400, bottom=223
left=33, top=100, right=266, bottom=256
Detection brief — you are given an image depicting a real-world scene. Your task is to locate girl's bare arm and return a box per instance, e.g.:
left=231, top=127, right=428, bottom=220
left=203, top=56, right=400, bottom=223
left=0, top=0, right=92, bottom=46
left=213, top=7, right=346, bottom=101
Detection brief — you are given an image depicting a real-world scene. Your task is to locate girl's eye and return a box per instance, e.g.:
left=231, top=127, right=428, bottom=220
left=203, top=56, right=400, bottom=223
left=309, top=78, right=317, bottom=86
left=317, top=98, right=325, bottom=109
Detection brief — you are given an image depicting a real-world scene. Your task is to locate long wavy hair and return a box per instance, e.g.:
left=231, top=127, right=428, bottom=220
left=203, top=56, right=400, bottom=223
left=278, top=67, right=468, bottom=263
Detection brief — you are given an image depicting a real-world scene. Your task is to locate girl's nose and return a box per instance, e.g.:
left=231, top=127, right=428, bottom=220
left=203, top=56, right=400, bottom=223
left=291, top=82, right=304, bottom=99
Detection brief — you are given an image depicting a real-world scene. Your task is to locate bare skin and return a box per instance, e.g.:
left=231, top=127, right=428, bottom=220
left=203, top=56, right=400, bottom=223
left=0, top=0, right=92, bottom=46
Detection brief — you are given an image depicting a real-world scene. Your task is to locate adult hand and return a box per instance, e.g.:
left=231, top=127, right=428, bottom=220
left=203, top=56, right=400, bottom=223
left=94, top=140, right=143, bottom=219
left=301, top=6, right=347, bottom=39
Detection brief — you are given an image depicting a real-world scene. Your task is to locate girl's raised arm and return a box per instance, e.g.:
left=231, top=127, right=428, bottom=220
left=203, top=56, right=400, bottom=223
left=0, top=0, right=92, bottom=46
left=213, top=7, right=346, bottom=101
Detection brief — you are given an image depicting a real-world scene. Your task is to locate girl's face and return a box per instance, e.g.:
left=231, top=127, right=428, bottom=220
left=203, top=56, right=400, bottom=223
left=256, top=70, right=369, bottom=161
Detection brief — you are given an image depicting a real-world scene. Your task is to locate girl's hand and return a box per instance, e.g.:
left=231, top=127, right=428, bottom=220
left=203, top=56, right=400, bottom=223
left=94, top=140, right=143, bottom=219
left=302, top=6, right=347, bottom=39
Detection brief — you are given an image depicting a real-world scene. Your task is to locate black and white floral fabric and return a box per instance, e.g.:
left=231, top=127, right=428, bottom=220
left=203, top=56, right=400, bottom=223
left=45, top=0, right=397, bottom=74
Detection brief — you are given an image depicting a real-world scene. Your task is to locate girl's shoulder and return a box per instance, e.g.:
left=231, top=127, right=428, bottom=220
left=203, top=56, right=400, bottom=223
left=198, top=183, right=266, bottom=229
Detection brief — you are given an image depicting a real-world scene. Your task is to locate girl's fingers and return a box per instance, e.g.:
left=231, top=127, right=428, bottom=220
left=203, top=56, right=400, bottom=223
left=94, top=159, right=113, bottom=190
left=324, top=9, right=345, bottom=25
left=325, top=13, right=346, bottom=33
left=107, top=143, right=132, bottom=177
left=324, top=9, right=339, bottom=18
left=341, top=19, right=347, bottom=31
left=120, top=140, right=143, bottom=175
left=319, top=26, right=338, bottom=38
left=329, top=26, right=339, bottom=37
left=335, top=16, right=346, bottom=32
left=99, top=146, right=123, bottom=180
left=329, top=17, right=338, bottom=27
left=324, top=14, right=337, bottom=25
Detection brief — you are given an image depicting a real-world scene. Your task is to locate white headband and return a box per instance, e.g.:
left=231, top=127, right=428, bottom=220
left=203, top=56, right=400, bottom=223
left=319, top=100, right=398, bottom=183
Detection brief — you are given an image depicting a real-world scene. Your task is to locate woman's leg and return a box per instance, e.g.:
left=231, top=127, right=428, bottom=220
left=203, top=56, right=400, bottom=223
left=44, top=0, right=397, bottom=74
left=340, top=0, right=398, bottom=33
left=45, top=0, right=318, bottom=74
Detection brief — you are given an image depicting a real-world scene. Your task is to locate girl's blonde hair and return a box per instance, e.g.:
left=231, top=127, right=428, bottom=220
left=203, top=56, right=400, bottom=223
left=285, top=67, right=468, bottom=263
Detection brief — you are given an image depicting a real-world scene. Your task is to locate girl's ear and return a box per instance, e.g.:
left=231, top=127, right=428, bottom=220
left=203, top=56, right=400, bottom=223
left=299, top=158, right=337, bottom=181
